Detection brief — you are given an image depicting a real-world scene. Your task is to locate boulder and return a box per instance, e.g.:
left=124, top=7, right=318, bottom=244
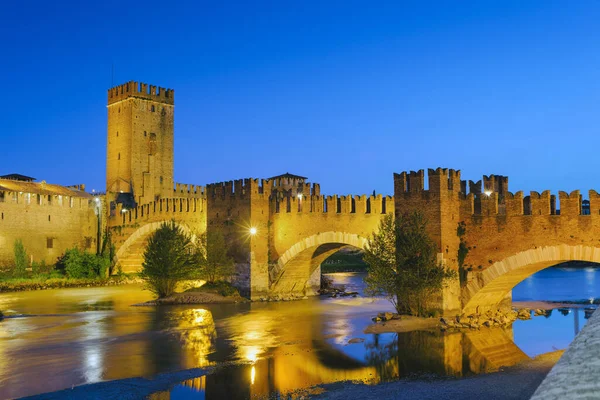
left=384, top=312, right=394, bottom=321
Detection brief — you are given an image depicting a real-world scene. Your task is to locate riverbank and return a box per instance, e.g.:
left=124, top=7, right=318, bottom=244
left=0, top=275, right=143, bottom=292
left=135, top=290, right=249, bottom=305
left=308, top=350, right=564, bottom=400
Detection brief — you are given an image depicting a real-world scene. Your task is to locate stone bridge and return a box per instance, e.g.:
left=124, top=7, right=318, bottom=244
left=108, top=177, right=392, bottom=300
left=395, top=167, right=600, bottom=315
left=109, top=168, right=600, bottom=315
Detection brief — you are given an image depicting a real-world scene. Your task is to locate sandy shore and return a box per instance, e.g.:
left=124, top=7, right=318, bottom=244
left=307, top=351, right=564, bottom=400
left=364, top=315, right=440, bottom=333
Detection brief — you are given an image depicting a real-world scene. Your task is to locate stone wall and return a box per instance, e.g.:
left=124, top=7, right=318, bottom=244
left=0, top=188, right=96, bottom=268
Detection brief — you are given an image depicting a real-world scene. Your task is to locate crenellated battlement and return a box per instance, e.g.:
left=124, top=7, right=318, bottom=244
left=107, top=81, right=174, bottom=106
left=206, top=178, right=275, bottom=199
left=395, top=168, right=463, bottom=195
left=173, top=183, right=205, bottom=198
left=273, top=194, right=394, bottom=215
left=114, top=197, right=206, bottom=226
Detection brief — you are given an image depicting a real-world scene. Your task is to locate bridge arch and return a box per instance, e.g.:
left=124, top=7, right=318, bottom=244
left=114, top=220, right=196, bottom=273
left=270, top=232, right=367, bottom=295
left=462, top=244, right=600, bottom=314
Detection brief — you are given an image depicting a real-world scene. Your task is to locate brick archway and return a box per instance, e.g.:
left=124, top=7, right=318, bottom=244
left=462, top=244, right=600, bottom=313
left=270, top=232, right=367, bottom=295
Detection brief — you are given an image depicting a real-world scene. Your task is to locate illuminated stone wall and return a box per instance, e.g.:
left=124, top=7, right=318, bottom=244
left=0, top=185, right=97, bottom=267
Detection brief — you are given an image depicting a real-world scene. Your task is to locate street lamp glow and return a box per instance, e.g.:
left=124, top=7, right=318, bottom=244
left=297, top=193, right=303, bottom=199
left=484, top=190, right=492, bottom=197
left=121, top=208, right=128, bottom=213
left=249, top=227, right=257, bottom=235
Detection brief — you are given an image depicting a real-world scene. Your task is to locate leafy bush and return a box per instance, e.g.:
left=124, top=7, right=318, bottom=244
left=141, top=221, right=199, bottom=298
left=13, top=240, right=28, bottom=277
left=61, top=248, right=110, bottom=279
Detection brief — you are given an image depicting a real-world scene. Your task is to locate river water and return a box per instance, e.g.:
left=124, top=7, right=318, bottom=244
left=0, top=267, right=597, bottom=399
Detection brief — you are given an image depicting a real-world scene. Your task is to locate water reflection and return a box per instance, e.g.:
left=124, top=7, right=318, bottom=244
left=0, top=271, right=597, bottom=398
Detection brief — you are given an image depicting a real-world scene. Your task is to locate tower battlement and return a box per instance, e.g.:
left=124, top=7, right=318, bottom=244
left=108, top=81, right=174, bottom=106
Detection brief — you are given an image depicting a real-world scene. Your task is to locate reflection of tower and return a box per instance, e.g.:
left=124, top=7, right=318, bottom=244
left=574, top=308, right=580, bottom=335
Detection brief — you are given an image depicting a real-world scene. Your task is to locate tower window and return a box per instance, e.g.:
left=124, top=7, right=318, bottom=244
left=151, top=105, right=155, bottom=112
left=47, top=238, right=54, bottom=249
left=116, top=131, right=119, bottom=137
left=118, top=153, right=120, bottom=160
left=144, top=131, right=147, bottom=137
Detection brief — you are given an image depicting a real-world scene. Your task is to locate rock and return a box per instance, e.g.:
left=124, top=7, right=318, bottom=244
left=482, top=320, right=491, bottom=327
left=384, top=312, right=394, bottom=321
left=302, top=296, right=308, bottom=300
left=517, top=309, right=532, bottom=320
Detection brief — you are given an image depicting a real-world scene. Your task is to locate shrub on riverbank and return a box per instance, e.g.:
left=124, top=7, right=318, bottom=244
left=141, top=221, right=199, bottom=298
left=55, top=248, right=110, bottom=279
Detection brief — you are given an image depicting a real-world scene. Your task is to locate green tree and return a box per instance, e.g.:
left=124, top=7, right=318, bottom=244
left=364, top=212, right=456, bottom=316
left=13, top=239, right=28, bottom=277
left=141, top=221, right=198, bottom=298
left=196, top=230, right=235, bottom=283
left=363, top=214, right=399, bottom=309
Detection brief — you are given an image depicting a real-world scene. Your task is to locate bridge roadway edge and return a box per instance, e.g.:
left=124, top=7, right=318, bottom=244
left=531, top=308, right=600, bottom=399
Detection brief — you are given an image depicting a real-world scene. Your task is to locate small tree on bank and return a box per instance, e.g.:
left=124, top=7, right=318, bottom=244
left=13, top=239, right=28, bottom=277
left=364, top=212, right=456, bottom=317
left=141, top=221, right=198, bottom=298
left=196, top=230, right=234, bottom=283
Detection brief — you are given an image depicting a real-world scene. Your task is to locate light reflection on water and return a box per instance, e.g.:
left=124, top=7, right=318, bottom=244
left=0, top=268, right=598, bottom=399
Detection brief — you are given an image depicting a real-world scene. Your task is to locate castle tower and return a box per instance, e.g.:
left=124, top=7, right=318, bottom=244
left=106, top=81, right=175, bottom=206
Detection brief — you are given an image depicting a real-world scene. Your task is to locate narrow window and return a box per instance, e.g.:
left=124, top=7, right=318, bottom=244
left=366, top=198, right=371, bottom=213
left=1, top=212, right=3, bottom=220
left=118, top=153, right=120, bottom=160
left=116, top=131, right=119, bottom=137
left=351, top=198, right=356, bottom=213
left=48, top=195, right=52, bottom=205
left=48, top=215, right=51, bottom=222
left=151, top=105, right=155, bottom=112
left=25, top=193, right=30, bottom=205
left=47, top=238, right=54, bottom=249
left=0, top=192, right=4, bottom=202
left=12, top=192, right=18, bottom=203
left=37, top=194, right=42, bottom=205
left=144, top=131, right=147, bottom=137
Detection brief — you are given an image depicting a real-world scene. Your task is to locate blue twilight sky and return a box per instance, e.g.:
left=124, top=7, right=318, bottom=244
left=2, top=1, right=600, bottom=196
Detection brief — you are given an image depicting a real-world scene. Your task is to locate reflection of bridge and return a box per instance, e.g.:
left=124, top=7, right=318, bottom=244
left=148, top=301, right=531, bottom=399
left=105, top=81, right=600, bottom=313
